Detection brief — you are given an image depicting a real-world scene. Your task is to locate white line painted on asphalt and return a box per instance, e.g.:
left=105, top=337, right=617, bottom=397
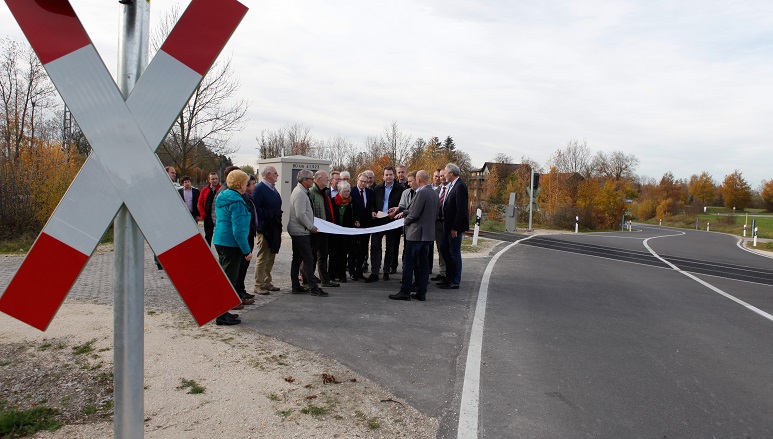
left=643, top=237, right=773, bottom=323
left=736, top=237, right=773, bottom=260
left=457, top=234, right=537, bottom=439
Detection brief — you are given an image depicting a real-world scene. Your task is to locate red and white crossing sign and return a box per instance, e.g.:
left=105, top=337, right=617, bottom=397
left=0, top=0, right=248, bottom=330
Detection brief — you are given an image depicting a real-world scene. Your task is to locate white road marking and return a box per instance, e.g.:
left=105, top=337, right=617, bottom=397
left=643, top=237, right=773, bottom=323
left=457, top=234, right=537, bottom=439
left=736, top=237, right=773, bottom=260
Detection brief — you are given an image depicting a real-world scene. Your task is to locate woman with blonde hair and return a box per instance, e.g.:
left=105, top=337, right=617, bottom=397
left=213, top=169, right=253, bottom=325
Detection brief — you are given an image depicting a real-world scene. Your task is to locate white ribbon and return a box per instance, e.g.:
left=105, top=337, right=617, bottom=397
left=313, top=217, right=404, bottom=235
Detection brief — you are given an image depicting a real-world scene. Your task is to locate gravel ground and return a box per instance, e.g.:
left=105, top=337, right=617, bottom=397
left=0, top=228, right=517, bottom=438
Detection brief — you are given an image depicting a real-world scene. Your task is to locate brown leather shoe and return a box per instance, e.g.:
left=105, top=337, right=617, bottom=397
left=231, top=304, right=244, bottom=310
left=242, top=298, right=255, bottom=305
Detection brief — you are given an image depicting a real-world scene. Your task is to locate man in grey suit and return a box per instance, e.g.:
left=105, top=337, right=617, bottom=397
left=389, top=170, right=439, bottom=301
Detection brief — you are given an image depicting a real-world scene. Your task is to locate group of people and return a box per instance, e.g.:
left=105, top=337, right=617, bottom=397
left=173, top=162, right=469, bottom=326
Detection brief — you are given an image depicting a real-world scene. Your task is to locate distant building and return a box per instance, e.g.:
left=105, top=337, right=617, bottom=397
left=469, top=162, right=525, bottom=201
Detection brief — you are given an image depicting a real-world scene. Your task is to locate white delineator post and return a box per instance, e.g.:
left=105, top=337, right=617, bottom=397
left=753, top=227, right=758, bottom=247
left=472, top=208, right=481, bottom=246
left=707, top=222, right=710, bottom=232
left=0, top=0, right=248, bottom=331
left=575, top=216, right=579, bottom=233
left=743, top=224, right=747, bottom=237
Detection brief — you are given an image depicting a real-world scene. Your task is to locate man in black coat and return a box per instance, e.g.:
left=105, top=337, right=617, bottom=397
left=252, top=165, right=283, bottom=294
left=350, top=172, right=375, bottom=280
left=364, top=166, right=404, bottom=283
left=437, top=163, right=469, bottom=289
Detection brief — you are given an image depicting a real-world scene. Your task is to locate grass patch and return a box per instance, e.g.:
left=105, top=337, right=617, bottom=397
left=0, top=402, right=61, bottom=436
left=355, top=410, right=380, bottom=430
left=300, top=404, right=328, bottom=418
left=461, top=238, right=481, bottom=253
left=177, top=378, right=205, bottom=394
left=267, top=393, right=280, bottom=402
left=277, top=409, right=292, bottom=418
left=72, top=339, right=96, bottom=355
left=0, top=233, right=38, bottom=254
left=480, top=219, right=505, bottom=232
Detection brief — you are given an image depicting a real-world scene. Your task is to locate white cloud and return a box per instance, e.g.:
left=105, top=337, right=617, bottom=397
left=2, top=0, right=771, bottom=185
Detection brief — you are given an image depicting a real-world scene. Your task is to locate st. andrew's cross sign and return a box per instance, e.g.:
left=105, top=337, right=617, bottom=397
left=0, top=0, right=248, bottom=330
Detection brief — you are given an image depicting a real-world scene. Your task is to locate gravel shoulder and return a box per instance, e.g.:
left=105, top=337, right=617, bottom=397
left=0, top=303, right=438, bottom=438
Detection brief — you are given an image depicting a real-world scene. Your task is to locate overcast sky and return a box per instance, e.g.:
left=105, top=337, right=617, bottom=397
left=2, top=0, right=771, bottom=187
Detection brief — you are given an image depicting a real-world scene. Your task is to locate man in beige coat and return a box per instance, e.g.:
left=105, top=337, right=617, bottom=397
left=288, top=170, right=327, bottom=297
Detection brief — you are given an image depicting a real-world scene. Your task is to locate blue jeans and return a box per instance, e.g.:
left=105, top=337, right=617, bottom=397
left=439, top=232, right=463, bottom=286
left=401, top=240, right=432, bottom=294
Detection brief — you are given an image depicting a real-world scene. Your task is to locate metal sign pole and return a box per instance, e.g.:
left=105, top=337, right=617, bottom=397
left=528, top=167, right=534, bottom=231
left=115, top=2, right=150, bottom=438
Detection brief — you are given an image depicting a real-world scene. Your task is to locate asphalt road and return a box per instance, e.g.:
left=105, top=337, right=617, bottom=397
left=477, top=226, right=773, bottom=438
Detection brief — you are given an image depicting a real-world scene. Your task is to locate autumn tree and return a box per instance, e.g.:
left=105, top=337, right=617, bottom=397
left=592, top=150, right=639, bottom=181
left=688, top=171, right=716, bottom=205
left=721, top=170, right=752, bottom=210
left=759, top=179, right=773, bottom=212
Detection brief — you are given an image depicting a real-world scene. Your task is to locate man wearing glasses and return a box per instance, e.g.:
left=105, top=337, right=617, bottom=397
left=351, top=172, right=374, bottom=280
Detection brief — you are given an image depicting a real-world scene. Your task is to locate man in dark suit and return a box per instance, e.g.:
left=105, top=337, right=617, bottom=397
left=252, top=165, right=283, bottom=294
left=389, top=170, right=438, bottom=301
left=364, top=166, right=404, bottom=283
left=438, top=163, right=469, bottom=289
left=178, top=175, right=200, bottom=219
left=350, top=172, right=374, bottom=280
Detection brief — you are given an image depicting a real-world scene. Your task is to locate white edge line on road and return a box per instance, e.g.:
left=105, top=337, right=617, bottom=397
left=643, top=236, right=773, bottom=323
left=457, top=234, right=538, bottom=439
left=736, top=237, right=773, bottom=260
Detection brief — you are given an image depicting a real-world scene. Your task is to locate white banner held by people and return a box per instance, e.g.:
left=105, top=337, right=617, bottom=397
left=313, top=218, right=404, bottom=235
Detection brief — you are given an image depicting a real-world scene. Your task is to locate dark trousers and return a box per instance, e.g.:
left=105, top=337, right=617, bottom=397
left=203, top=217, right=215, bottom=247
left=439, top=232, right=463, bottom=286
left=354, top=234, right=370, bottom=278
left=310, top=232, right=330, bottom=284
left=291, top=235, right=318, bottom=290
left=391, top=228, right=402, bottom=271
left=235, top=236, right=255, bottom=296
left=401, top=241, right=431, bottom=295
left=216, top=245, right=243, bottom=288
left=330, top=235, right=356, bottom=280
left=370, top=229, right=399, bottom=275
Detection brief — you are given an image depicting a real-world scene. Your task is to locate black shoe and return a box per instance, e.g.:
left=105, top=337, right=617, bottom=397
left=436, top=281, right=451, bottom=287
left=311, top=288, right=329, bottom=297
left=291, top=286, right=310, bottom=294
left=438, top=284, right=459, bottom=290
left=322, top=281, right=340, bottom=287
left=390, top=267, right=398, bottom=274
left=226, top=312, right=239, bottom=319
left=364, top=274, right=379, bottom=283
left=241, top=292, right=256, bottom=299
left=430, top=275, right=446, bottom=282
left=410, top=293, right=426, bottom=301
left=215, top=314, right=241, bottom=325
left=349, top=276, right=361, bottom=281
left=383, top=273, right=389, bottom=281
left=389, top=292, right=411, bottom=301
left=156, top=262, right=163, bottom=270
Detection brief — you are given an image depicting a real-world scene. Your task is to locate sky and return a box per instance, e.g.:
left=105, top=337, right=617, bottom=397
left=2, top=0, right=772, bottom=187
